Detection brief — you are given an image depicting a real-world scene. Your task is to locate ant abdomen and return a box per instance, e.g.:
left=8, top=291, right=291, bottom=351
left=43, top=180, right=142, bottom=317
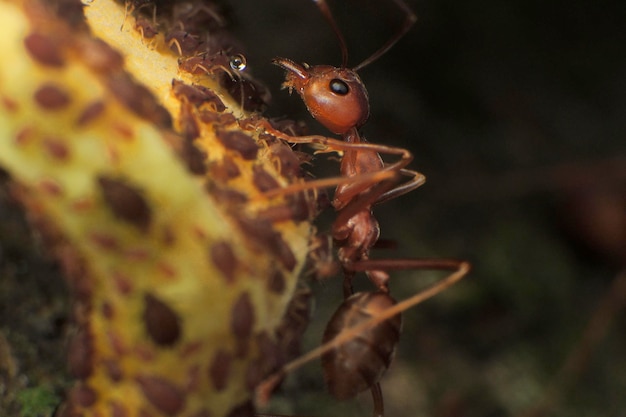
left=321, top=291, right=402, bottom=400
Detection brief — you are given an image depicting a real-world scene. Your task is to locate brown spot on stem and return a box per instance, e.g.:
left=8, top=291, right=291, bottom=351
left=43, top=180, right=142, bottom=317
left=252, top=165, right=280, bottom=192
left=136, top=375, right=185, bottom=416
left=267, top=270, right=286, bottom=294
left=34, top=84, right=71, bottom=110
left=76, top=100, right=106, bottom=126
left=231, top=292, right=255, bottom=342
left=210, top=241, right=237, bottom=283
left=107, top=73, right=171, bottom=127
left=2, top=96, right=19, bottom=112
left=39, top=179, right=63, bottom=196
left=79, top=37, right=124, bottom=73
left=172, top=80, right=226, bottom=111
left=208, top=349, right=232, bottom=391
left=143, top=293, right=181, bottom=347
left=236, top=217, right=297, bottom=271
left=24, top=32, right=64, bottom=67
left=43, top=137, right=70, bottom=160
left=215, top=129, right=258, bottom=160
left=98, top=176, right=152, bottom=232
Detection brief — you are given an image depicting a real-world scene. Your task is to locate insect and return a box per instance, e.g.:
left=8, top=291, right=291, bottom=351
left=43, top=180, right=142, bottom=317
left=254, top=0, right=470, bottom=415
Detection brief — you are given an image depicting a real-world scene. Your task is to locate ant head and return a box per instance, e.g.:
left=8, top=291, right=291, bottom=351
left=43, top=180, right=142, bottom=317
left=273, top=58, right=369, bottom=135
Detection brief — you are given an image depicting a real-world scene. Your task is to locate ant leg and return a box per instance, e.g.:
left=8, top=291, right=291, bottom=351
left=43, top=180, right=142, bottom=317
left=374, top=168, right=425, bottom=206
left=348, top=258, right=466, bottom=273
left=255, top=262, right=470, bottom=405
left=252, top=135, right=416, bottom=202
left=370, top=382, right=385, bottom=417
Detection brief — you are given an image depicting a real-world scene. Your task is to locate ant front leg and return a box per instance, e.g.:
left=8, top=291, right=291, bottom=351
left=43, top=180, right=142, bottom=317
left=254, top=122, right=423, bottom=202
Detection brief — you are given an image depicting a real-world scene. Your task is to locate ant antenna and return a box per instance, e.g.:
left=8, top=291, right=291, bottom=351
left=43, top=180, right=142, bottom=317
left=352, top=0, right=417, bottom=71
left=313, top=0, right=349, bottom=68
left=313, top=0, right=417, bottom=71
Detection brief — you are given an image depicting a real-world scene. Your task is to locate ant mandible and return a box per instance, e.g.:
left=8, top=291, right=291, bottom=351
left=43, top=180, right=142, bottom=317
left=255, top=0, right=470, bottom=416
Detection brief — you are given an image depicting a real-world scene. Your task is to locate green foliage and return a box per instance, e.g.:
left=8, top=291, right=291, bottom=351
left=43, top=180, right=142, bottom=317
left=16, top=387, right=59, bottom=417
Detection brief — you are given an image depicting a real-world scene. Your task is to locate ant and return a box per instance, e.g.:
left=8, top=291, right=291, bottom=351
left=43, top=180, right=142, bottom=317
left=253, top=0, right=470, bottom=416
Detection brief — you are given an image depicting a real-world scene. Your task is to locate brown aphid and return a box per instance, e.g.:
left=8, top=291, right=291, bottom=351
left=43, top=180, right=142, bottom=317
left=252, top=164, right=280, bottom=193
left=214, top=128, right=258, bottom=160
left=166, top=30, right=201, bottom=56
left=176, top=102, right=206, bottom=175
left=210, top=240, right=238, bottom=284
left=246, top=332, right=282, bottom=389
left=269, top=140, right=302, bottom=178
left=98, top=176, right=152, bottom=232
left=178, top=101, right=201, bottom=140
left=208, top=349, right=232, bottom=391
left=204, top=182, right=247, bottom=208
left=34, top=83, right=71, bottom=110
left=179, top=51, right=244, bottom=81
left=306, top=233, right=340, bottom=281
left=235, top=216, right=296, bottom=271
left=180, top=136, right=207, bottom=175
left=78, top=37, right=125, bottom=74
left=207, top=157, right=240, bottom=182
left=268, top=117, right=309, bottom=137
left=219, top=72, right=270, bottom=112
left=76, top=100, right=106, bottom=126
left=198, top=109, right=236, bottom=126
left=172, top=79, right=226, bottom=111
left=266, top=269, right=285, bottom=294
left=50, top=0, right=86, bottom=29
left=321, top=291, right=402, bottom=400
left=134, top=14, right=158, bottom=39
left=106, top=73, right=171, bottom=127
left=276, top=287, right=312, bottom=362
left=230, top=292, right=255, bottom=342
left=136, top=374, right=185, bottom=416
left=256, top=191, right=317, bottom=224
left=142, top=293, right=181, bottom=346
left=24, top=32, right=65, bottom=67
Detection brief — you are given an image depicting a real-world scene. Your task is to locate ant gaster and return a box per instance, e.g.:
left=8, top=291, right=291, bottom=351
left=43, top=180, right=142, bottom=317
left=255, top=1, right=470, bottom=416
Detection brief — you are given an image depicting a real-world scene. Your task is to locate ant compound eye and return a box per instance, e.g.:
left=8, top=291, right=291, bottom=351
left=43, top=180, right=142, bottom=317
left=229, top=54, right=247, bottom=71
left=329, top=79, right=349, bottom=96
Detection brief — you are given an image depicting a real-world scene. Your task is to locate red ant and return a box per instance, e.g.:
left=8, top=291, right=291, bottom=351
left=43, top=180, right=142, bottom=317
left=253, top=0, right=470, bottom=416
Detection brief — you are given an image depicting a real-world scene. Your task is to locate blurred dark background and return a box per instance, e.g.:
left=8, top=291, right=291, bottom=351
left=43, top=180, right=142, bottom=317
left=226, top=0, right=626, bottom=416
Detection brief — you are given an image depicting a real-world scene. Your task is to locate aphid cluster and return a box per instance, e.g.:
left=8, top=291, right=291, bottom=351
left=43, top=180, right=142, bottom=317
left=123, top=0, right=270, bottom=112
